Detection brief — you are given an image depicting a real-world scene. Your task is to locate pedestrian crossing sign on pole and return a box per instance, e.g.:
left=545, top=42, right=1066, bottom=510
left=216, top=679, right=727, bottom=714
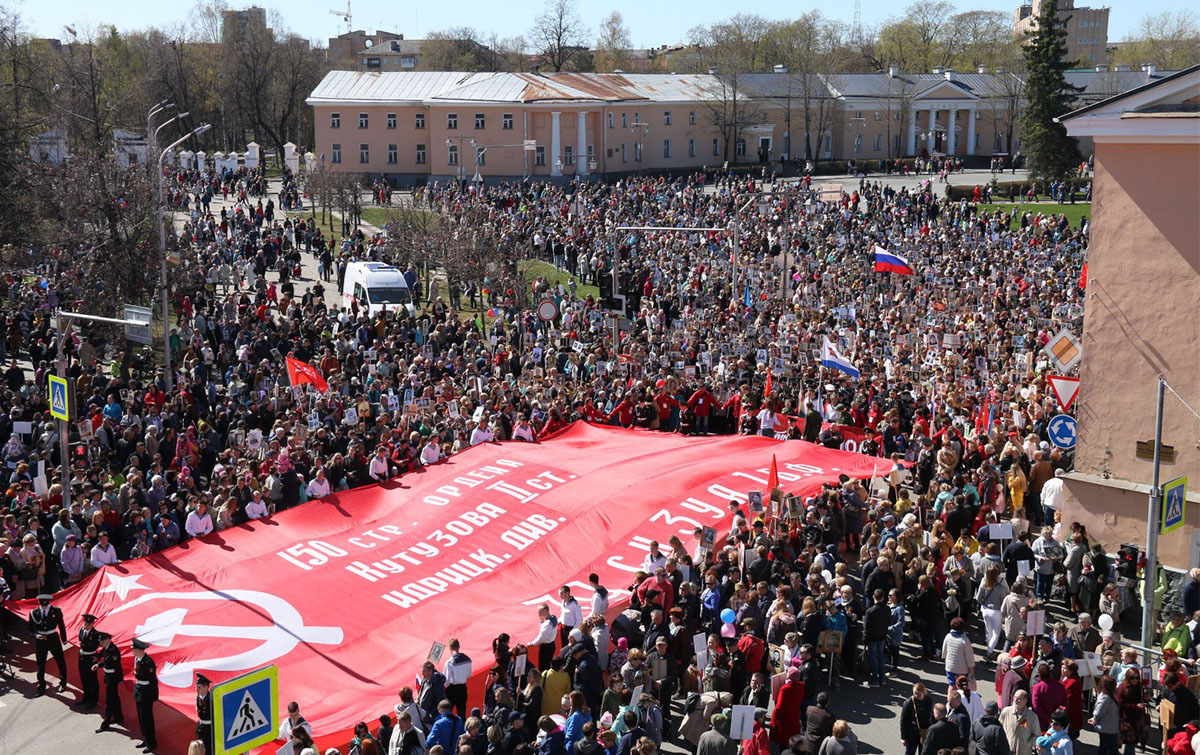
left=48, top=375, right=71, bottom=421
left=212, top=665, right=278, bottom=755
left=1162, top=476, right=1188, bottom=535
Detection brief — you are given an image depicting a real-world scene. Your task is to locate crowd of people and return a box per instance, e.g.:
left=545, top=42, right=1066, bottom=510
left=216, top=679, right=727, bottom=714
left=5, top=161, right=1195, bottom=755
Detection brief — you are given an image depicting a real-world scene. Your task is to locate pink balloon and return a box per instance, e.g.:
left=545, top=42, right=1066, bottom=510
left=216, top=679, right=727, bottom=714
left=720, top=623, right=737, bottom=638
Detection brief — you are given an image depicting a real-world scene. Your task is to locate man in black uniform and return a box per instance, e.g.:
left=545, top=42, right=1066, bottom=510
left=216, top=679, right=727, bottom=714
left=196, top=673, right=214, bottom=755
left=132, top=638, right=159, bottom=752
left=29, top=593, right=68, bottom=695
left=75, top=613, right=101, bottom=708
left=95, top=631, right=124, bottom=731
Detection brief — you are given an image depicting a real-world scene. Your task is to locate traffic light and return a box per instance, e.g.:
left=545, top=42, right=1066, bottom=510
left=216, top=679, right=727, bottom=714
left=1117, top=544, right=1141, bottom=579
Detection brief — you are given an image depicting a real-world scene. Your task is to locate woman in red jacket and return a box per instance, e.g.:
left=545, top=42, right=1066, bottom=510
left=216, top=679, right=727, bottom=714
left=770, top=666, right=805, bottom=748
left=742, top=708, right=770, bottom=755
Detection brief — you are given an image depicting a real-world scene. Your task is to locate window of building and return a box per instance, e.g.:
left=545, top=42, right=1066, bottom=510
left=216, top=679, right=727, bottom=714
left=664, top=111, right=672, bottom=126
left=359, top=144, right=369, bottom=163
left=689, top=111, right=696, bottom=125
left=712, top=138, right=720, bottom=156
left=975, top=133, right=980, bottom=150
left=893, top=134, right=901, bottom=152
left=586, top=144, right=595, bottom=165
left=387, top=144, right=397, bottom=164
left=447, top=113, right=457, bottom=130
left=535, top=146, right=546, bottom=166
left=874, top=134, right=882, bottom=151
left=415, top=112, right=425, bottom=129
left=447, top=144, right=458, bottom=165
left=634, top=142, right=642, bottom=162
left=663, top=139, right=671, bottom=158
left=564, top=145, right=574, bottom=165
left=474, top=113, right=485, bottom=129
left=874, top=111, right=882, bottom=121
left=475, top=146, right=485, bottom=166
left=358, top=113, right=368, bottom=129
left=735, top=139, right=745, bottom=157
left=366, top=57, right=380, bottom=68
left=621, top=143, right=627, bottom=163
left=608, top=112, right=614, bottom=128
left=621, top=112, right=628, bottom=128
left=688, top=138, right=696, bottom=157
left=502, top=113, right=513, bottom=130
left=330, top=112, right=341, bottom=129
left=415, top=144, right=426, bottom=164
left=386, top=113, right=396, bottom=129
left=331, top=143, right=341, bottom=163
left=401, top=55, right=416, bottom=68
left=633, top=111, right=640, bottom=126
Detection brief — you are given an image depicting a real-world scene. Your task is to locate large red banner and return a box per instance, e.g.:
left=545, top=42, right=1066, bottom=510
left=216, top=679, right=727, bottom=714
left=9, top=423, right=893, bottom=747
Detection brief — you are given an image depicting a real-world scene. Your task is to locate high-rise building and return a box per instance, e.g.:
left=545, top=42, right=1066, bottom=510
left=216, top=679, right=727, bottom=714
left=221, top=6, right=268, bottom=42
left=1015, top=0, right=1110, bottom=67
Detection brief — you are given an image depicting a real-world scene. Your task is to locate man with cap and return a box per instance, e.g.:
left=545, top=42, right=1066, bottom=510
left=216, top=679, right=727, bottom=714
left=29, top=593, right=68, bottom=695
left=76, top=613, right=101, bottom=708
left=95, top=630, right=125, bottom=731
left=970, top=700, right=1011, bottom=755
left=498, top=710, right=528, bottom=755
left=196, top=673, right=214, bottom=755
left=132, top=638, right=160, bottom=751
left=1034, top=709, right=1072, bottom=753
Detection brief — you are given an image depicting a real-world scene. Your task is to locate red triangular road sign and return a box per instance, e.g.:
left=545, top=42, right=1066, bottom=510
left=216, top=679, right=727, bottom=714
left=1048, top=375, right=1081, bottom=413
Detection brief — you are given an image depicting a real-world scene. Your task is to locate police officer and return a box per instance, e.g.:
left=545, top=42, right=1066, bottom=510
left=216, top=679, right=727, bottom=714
left=132, top=638, right=159, bottom=752
left=196, top=673, right=214, bottom=755
left=75, top=613, right=101, bottom=708
left=95, top=631, right=124, bottom=731
left=29, top=593, right=68, bottom=695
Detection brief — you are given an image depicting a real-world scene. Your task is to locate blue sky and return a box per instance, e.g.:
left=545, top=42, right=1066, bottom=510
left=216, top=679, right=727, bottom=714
left=16, top=0, right=1165, bottom=48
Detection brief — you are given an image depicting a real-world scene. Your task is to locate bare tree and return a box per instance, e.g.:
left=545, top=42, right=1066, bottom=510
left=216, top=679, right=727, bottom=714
left=529, top=0, right=589, bottom=72
left=1113, top=10, right=1200, bottom=70
left=689, top=14, right=773, bottom=165
left=419, top=28, right=491, bottom=71
left=593, top=11, right=631, bottom=73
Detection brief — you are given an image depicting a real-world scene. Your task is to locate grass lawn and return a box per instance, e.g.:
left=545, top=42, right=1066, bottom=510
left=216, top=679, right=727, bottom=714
left=358, top=207, right=394, bottom=228
left=978, top=202, right=1091, bottom=230
left=519, top=259, right=600, bottom=301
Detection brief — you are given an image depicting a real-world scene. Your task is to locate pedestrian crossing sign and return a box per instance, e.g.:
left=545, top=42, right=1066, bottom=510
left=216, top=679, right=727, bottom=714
left=1162, top=476, right=1188, bottom=535
left=212, top=665, right=278, bottom=755
left=48, top=374, right=71, bottom=421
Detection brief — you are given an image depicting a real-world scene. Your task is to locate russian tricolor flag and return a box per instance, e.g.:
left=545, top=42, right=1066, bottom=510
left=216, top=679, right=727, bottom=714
left=874, top=245, right=914, bottom=275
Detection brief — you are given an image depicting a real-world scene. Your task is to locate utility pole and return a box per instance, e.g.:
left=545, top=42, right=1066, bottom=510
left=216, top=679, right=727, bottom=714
left=55, top=310, right=71, bottom=511
left=1140, top=374, right=1166, bottom=658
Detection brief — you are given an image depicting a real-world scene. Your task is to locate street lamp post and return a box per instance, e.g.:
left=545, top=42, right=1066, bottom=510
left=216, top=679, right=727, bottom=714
left=158, top=124, right=211, bottom=392
left=629, top=121, right=651, bottom=176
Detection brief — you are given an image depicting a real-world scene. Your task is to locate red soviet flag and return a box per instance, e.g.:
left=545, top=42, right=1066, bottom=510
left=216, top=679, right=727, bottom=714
left=768, top=453, right=780, bottom=490
left=286, top=356, right=328, bottom=392
left=1079, top=262, right=1088, bottom=289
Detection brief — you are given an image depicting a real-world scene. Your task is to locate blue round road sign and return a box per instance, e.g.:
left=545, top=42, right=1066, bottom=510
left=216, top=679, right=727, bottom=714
left=1047, top=414, right=1077, bottom=450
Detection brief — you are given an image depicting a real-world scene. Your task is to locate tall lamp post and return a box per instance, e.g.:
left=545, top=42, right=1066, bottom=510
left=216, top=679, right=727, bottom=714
left=158, top=124, right=211, bottom=392
left=629, top=121, right=651, bottom=175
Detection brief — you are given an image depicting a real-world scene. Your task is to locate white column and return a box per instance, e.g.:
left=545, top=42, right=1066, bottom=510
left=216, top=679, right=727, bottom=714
left=928, top=108, right=937, bottom=152
left=576, top=111, right=588, bottom=176
left=907, top=108, right=918, bottom=156
left=947, top=108, right=957, bottom=155
left=550, top=111, right=562, bottom=176
left=966, top=107, right=977, bottom=156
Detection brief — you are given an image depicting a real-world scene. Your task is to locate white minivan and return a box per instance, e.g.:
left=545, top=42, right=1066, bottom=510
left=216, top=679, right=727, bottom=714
left=341, top=261, right=415, bottom=316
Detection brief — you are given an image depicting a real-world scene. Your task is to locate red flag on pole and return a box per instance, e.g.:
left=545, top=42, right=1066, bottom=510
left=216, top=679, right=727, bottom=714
left=286, top=356, right=328, bottom=392
left=764, top=367, right=772, bottom=398
left=768, top=454, right=780, bottom=491
left=1079, top=262, right=1088, bottom=289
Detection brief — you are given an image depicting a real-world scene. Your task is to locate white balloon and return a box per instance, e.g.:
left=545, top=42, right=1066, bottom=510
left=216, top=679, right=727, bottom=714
left=1191, top=729, right=1200, bottom=755
left=1097, top=613, right=1114, bottom=631
left=822, top=570, right=833, bottom=584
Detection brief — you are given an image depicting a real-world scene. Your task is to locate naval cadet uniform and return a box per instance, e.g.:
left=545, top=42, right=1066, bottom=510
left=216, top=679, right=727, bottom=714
left=77, top=614, right=101, bottom=708
left=196, top=673, right=214, bottom=755
left=96, top=633, right=125, bottom=730
left=29, top=594, right=68, bottom=693
left=132, top=639, right=159, bottom=752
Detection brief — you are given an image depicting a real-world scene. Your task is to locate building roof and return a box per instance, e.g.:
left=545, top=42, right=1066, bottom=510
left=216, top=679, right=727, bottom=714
left=307, top=68, right=1187, bottom=108
left=1059, top=64, right=1200, bottom=121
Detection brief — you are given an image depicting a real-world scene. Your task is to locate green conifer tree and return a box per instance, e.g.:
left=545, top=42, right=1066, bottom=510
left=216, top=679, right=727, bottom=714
left=1020, top=0, right=1083, bottom=180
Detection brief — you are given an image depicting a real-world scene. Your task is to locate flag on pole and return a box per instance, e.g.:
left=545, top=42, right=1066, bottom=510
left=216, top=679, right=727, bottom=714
left=873, top=245, right=915, bottom=275
left=764, top=367, right=772, bottom=397
left=820, top=336, right=860, bottom=379
left=1079, top=262, right=1088, bottom=289
left=743, top=284, right=752, bottom=308
left=286, top=356, right=328, bottom=392
left=768, top=454, right=780, bottom=491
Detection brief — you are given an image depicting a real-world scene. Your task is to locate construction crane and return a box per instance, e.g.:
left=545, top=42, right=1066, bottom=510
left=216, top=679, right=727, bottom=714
left=329, top=0, right=352, bottom=34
